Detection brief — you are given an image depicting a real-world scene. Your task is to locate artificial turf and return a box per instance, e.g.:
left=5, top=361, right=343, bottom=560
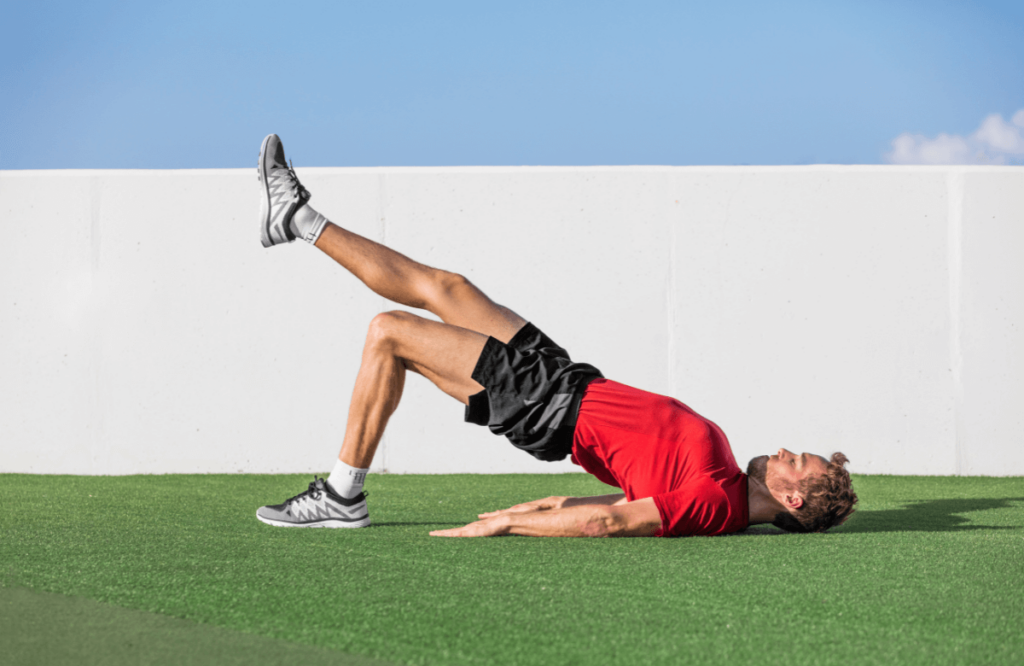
left=1, top=473, right=1022, bottom=666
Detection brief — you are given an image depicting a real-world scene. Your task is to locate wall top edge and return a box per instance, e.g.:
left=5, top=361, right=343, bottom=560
left=3, top=165, right=1023, bottom=177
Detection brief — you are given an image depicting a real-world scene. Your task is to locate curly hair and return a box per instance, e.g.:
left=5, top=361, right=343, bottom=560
left=772, top=452, right=858, bottom=533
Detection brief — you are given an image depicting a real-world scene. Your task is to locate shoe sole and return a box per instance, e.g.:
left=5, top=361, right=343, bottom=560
left=256, top=512, right=371, bottom=529
left=258, top=134, right=274, bottom=248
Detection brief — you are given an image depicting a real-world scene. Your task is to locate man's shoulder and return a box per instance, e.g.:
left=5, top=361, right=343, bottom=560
left=654, top=473, right=749, bottom=537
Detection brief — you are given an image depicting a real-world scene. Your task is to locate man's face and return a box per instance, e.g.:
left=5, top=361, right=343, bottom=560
left=747, top=449, right=829, bottom=506
left=768, top=449, right=829, bottom=490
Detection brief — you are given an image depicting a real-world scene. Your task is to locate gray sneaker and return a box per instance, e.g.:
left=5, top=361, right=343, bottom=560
left=257, top=133, right=311, bottom=248
left=257, top=477, right=371, bottom=528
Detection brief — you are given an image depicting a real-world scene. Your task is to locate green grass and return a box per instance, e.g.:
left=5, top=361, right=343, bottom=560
left=2, top=474, right=1022, bottom=666
left=0, top=585, right=391, bottom=666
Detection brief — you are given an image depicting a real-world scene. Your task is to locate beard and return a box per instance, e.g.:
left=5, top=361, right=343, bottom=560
left=746, top=455, right=769, bottom=483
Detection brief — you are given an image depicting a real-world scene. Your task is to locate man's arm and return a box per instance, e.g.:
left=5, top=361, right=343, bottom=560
left=475, top=493, right=627, bottom=520
left=564, top=493, right=630, bottom=507
left=430, top=497, right=662, bottom=538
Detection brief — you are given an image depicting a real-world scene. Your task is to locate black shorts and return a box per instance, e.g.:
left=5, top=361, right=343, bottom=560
left=464, top=323, right=603, bottom=462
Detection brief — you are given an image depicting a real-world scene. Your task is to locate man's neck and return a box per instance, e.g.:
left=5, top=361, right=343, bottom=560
left=747, top=476, right=786, bottom=525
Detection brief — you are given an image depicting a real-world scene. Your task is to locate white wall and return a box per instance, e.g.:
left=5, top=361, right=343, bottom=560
left=1, top=166, right=1021, bottom=476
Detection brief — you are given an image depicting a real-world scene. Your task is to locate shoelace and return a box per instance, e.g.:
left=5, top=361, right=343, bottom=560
left=275, top=159, right=310, bottom=202
left=283, top=477, right=368, bottom=506
left=286, top=476, right=325, bottom=504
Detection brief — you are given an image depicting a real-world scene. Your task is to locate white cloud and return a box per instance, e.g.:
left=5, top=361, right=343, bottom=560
left=885, top=109, right=1024, bottom=165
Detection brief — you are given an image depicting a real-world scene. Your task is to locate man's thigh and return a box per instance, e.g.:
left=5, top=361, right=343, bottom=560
left=380, top=311, right=488, bottom=405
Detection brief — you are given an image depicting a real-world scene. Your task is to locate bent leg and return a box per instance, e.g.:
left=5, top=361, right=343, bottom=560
left=339, top=310, right=489, bottom=468
left=314, top=221, right=526, bottom=342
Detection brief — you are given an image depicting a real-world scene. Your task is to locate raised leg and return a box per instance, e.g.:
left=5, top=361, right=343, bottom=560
left=256, top=135, right=515, bottom=526
left=339, top=310, right=488, bottom=468
left=314, top=221, right=526, bottom=343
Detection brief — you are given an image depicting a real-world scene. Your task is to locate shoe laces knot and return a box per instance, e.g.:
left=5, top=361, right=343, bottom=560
left=284, top=159, right=310, bottom=202
left=287, top=476, right=326, bottom=504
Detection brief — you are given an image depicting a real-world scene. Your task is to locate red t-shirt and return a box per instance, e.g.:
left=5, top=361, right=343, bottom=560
left=571, top=379, right=748, bottom=537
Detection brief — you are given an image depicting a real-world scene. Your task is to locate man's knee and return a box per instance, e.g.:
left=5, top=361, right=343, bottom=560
left=439, top=270, right=471, bottom=293
left=429, top=270, right=473, bottom=306
left=365, top=311, right=415, bottom=352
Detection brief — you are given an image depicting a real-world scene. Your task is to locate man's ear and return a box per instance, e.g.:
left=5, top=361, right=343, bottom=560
left=783, top=492, right=804, bottom=510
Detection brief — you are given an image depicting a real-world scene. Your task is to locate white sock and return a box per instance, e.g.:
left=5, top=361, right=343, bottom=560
left=327, top=459, right=369, bottom=499
left=290, top=203, right=330, bottom=245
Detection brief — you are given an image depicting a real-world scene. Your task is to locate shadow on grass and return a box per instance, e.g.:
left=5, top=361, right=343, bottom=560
left=372, top=522, right=463, bottom=527
left=839, top=497, right=1024, bottom=533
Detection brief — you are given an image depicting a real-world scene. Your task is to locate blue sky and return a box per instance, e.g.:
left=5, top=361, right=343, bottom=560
left=3, top=0, right=1023, bottom=169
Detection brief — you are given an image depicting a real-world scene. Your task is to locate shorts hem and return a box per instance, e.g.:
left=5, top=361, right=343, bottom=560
left=465, top=335, right=507, bottom=425
left=470, top=335, right=505, bottom=386
left=506, top=322, right=540, bottom=350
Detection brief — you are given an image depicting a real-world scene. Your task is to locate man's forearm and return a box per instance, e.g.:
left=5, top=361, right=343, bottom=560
left=560, top=493, right=627, bottom=508
left=502, top=504, right=626, bottom=537
left=430, top=496, right=660, bottom=538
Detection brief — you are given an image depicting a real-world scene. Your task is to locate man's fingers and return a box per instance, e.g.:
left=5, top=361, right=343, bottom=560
left=477, top=507, right=516, bottom=519
left=430, top=527, right=463, bottom=537
left=431, top=518, right=506, bottom=537
left=478, top=503, right=543, bottom=519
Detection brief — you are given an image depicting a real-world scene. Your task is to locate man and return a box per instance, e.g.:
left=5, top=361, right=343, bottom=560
left=254, top=134, right=858, bottom=538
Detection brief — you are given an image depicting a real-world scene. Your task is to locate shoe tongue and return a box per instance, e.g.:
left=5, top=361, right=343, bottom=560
left=272, top=140, right=287, bottom=168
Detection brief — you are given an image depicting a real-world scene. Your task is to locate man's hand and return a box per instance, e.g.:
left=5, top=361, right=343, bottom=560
left=430, top=516, right=509, bottom=537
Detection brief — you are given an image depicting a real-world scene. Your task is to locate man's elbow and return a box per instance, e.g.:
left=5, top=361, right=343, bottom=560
left=587, top=504, right=661, bottom=537
left=578, top=507, right=625, bottom=537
